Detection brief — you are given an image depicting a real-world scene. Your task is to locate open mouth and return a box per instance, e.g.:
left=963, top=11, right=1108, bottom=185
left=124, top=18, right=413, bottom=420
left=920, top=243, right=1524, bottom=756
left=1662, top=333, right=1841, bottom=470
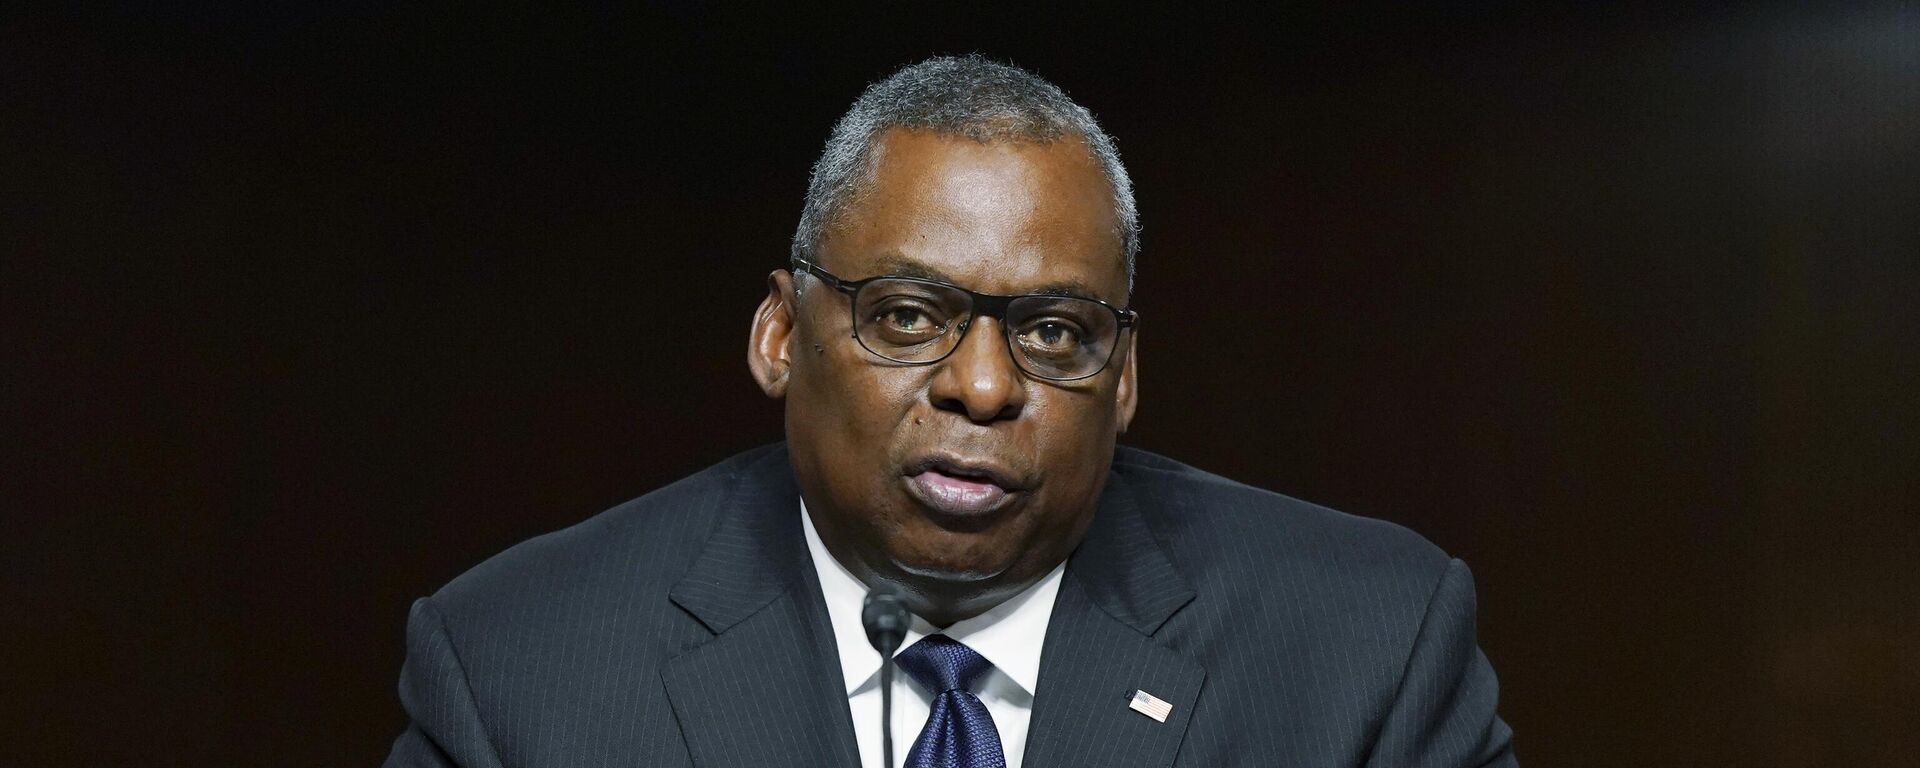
left=902, top=456, right=1023, bottom=519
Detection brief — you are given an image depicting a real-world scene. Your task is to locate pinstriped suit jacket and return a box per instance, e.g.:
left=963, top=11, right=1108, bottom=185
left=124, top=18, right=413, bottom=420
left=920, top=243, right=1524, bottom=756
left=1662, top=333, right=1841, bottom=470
left=382, top=443, right=1516, bottom=767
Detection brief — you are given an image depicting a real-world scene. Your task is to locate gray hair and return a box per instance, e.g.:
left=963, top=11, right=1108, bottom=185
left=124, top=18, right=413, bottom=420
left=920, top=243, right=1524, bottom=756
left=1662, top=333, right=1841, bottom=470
left=791, top=55, right=1139, bottom=292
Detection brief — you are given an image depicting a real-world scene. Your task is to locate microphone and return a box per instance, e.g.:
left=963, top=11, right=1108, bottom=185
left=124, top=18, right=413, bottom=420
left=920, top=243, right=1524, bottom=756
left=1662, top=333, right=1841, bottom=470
left=862, top=591, right=910, bottom=767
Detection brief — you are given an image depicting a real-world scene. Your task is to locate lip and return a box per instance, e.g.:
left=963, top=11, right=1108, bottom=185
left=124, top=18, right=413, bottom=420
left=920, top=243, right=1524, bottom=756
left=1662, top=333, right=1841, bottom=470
left=900, top=454, right=1029, bottom=521
left=902, top=455, right=1027, bottom=492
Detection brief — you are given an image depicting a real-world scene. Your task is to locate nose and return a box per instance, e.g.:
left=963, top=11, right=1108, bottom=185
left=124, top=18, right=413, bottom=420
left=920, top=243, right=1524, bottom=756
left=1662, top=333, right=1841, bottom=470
left=928, top=316, right=1028, bottom=424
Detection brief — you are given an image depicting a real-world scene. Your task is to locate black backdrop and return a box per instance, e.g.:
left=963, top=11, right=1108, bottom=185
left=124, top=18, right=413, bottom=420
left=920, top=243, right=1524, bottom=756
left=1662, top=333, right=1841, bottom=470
left=6, top=4, right=1917, bottom=766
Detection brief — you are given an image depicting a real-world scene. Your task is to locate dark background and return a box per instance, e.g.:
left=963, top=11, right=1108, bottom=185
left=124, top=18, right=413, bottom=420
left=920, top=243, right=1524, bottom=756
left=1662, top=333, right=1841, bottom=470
left=6, top=3, right=1916, bottom=765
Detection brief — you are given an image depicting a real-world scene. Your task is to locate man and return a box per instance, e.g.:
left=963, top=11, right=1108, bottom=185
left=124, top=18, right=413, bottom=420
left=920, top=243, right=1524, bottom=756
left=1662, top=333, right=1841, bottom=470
left=384, top=56, right=1516, bottom=767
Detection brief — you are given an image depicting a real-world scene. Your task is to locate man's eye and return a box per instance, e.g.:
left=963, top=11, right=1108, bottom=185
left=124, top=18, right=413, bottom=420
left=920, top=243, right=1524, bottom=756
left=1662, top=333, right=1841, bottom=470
left=885, top=307, right=932, bottom=330
left=1021, top=320, right=1083, bottom=351
left=869, top=302, right=948, bottom=339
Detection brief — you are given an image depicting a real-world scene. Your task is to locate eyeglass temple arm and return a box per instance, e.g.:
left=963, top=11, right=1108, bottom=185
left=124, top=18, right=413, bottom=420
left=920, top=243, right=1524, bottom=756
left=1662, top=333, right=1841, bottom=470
left=791, top=258, right=851, bottom=291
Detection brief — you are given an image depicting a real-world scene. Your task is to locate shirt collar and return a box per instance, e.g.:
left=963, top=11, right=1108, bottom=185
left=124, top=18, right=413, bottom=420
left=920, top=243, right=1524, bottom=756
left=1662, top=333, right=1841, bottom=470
left=802, top=499, right=1063, bottom=698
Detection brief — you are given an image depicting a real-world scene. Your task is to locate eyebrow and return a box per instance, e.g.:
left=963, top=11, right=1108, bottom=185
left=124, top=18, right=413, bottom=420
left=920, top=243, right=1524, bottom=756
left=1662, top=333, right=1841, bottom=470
left=868, top=253, right=1116, bottom=303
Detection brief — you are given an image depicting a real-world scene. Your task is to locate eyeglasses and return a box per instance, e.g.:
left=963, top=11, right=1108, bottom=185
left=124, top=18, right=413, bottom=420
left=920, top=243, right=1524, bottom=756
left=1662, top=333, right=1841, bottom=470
left=791, top=258, right=1137, bottom=382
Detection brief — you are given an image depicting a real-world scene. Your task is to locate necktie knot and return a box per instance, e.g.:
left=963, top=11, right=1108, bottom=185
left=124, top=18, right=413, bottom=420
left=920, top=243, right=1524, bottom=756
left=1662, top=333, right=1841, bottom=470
left=894, top=634, right=994, bottom=694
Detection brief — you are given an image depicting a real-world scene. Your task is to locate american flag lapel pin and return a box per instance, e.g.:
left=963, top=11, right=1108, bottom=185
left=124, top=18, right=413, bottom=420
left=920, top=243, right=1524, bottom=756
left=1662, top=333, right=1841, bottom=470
left=1129, top=689, right=1173, bottom=723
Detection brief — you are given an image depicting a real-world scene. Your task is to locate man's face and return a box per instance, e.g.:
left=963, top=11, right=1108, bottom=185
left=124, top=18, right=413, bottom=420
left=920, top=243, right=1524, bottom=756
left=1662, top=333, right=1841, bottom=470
left=753, top=128, right=1137, bottom=624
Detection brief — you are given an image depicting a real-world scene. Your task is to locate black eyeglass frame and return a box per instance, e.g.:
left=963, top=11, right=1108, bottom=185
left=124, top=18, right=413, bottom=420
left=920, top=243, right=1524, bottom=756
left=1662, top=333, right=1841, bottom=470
left=790, top=257, right=1138, bottom=382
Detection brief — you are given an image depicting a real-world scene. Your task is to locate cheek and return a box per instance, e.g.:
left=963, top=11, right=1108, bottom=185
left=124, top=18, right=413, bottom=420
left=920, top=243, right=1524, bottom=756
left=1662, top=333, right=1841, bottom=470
left=792, top=343, right=922, bottom=442
left=1026, top=390, right=1122, bottom=496
left=1029, top=386, right=1120, bottom=449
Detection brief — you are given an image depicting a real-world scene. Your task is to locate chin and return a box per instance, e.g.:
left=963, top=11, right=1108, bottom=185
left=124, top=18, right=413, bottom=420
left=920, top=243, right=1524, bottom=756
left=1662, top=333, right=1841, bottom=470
left=891, top=556, right=1009, bottom=586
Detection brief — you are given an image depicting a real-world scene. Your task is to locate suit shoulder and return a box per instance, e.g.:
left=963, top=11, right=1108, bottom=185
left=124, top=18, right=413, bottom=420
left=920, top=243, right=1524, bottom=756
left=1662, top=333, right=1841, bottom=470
left=1111, top=446, right=1453, bottom=580
left=426, top=444, right=777, bottom=618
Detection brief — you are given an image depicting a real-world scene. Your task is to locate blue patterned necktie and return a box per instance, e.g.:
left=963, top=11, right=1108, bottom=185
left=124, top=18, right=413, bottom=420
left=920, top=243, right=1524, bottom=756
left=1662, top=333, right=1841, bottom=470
left=895, top=634, right=1007, bottom=768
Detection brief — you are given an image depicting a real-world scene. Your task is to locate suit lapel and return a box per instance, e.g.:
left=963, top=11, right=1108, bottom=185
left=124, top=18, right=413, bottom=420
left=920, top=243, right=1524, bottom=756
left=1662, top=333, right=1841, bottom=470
left=662, top=446, right=861, bottom=767
left=1024, top=469, right=1206, bottom=768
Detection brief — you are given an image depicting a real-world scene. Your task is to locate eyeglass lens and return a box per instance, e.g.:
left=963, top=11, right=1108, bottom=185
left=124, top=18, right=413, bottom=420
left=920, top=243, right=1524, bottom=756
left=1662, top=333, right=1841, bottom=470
left=851, top=278, right=1119, bottom=380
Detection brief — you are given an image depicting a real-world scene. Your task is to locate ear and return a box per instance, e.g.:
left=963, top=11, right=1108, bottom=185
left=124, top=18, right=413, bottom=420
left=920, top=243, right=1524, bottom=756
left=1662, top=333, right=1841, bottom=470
left=748, top=270, right=799, bottom=399
left=1114, top=326, right=1139, bottom=434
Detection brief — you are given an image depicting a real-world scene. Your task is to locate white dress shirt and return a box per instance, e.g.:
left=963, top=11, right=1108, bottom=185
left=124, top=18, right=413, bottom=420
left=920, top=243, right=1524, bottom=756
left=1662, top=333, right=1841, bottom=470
left=802, top=501, right=1063, bottom=768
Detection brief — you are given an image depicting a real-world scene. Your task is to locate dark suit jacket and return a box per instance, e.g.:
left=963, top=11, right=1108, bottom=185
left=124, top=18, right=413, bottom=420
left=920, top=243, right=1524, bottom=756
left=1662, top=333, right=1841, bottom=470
left=383, top=443, right=1515, bottom=767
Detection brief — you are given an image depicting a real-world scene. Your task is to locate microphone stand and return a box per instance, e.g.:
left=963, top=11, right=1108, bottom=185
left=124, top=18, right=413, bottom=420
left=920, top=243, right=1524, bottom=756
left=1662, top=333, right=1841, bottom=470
left=862, top=592, right=909, bottom=768
left=880, top=643, right=897, bottom=766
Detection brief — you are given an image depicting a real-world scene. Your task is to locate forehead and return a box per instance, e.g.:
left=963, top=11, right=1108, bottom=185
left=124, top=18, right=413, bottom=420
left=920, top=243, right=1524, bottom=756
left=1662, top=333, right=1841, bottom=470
left=820, top=128, right=1128, bottom=304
